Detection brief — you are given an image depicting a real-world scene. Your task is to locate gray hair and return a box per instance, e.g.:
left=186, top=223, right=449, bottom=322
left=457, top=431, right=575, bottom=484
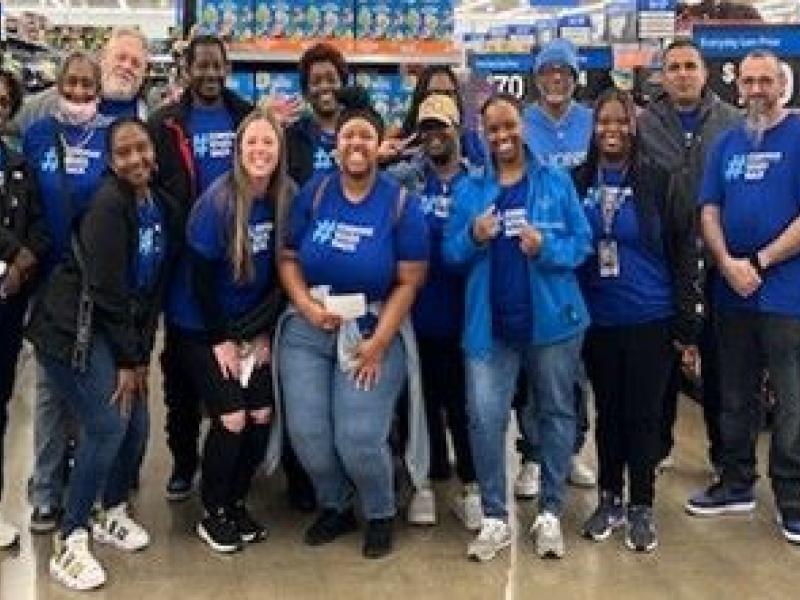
left=105, top=27, right=149, bottom=58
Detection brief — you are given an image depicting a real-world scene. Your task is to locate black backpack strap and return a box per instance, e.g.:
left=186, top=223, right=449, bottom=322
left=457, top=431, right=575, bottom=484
left=312, top=174, right=332, bottom=216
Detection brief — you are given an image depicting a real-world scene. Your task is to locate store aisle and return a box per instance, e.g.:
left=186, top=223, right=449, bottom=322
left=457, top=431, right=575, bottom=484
left=0, top=341, right=797, bottom=600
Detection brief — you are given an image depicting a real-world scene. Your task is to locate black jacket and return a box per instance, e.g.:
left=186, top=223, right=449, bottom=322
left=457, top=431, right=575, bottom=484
left=285, top=114, right=324, bottom=187
left=26, top=175, right=182, bottom=368
left=0, top=142, right=50, bottom=292
left=147, top=88, right=253, bottom=217
left=572, top=153, right=703, bottom=345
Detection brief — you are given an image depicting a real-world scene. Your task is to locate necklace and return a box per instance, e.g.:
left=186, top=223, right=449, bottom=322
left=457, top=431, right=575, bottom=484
left=59, top=127, right=96, bottom=151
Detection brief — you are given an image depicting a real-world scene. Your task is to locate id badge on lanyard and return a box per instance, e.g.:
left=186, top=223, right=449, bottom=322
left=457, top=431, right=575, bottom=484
left=598, top=184, right=623, bottom=279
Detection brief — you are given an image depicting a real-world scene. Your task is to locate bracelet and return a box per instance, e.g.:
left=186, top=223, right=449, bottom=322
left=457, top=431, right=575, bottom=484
left=748, top=253, right=765, bottom=276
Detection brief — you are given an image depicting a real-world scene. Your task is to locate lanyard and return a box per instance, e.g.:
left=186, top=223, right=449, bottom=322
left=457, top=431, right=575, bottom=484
left=596, top=166, right=630, bottom=237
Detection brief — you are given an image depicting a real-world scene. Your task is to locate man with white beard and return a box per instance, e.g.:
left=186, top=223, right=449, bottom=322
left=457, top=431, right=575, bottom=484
left=10, top=28, right=149, bottom=135
left=686, top=50, right=800, bottom=546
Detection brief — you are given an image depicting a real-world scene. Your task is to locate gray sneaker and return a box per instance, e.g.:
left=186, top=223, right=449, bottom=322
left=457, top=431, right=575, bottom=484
left=583, top=492, right=625, bottom=542
left=531, top=512, right=564, bottom=559
left=625, top=505, right=658, bottom=553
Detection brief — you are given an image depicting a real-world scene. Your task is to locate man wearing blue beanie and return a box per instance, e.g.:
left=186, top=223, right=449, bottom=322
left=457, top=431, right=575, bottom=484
left=514, top=38, right=596, bottom=502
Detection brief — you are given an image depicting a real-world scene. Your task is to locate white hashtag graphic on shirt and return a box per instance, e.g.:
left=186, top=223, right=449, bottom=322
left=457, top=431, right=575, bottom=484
left=312, top=220, right=336, bottom=244
left=725, top=155, right=747, bottom=181
left=193, top=133, right=209, bottom=158
left=41, top=147, right=58, bottom=173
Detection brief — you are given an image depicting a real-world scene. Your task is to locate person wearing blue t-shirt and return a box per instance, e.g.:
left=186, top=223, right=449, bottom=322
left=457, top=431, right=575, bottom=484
left=23, top=52, right=115, bottom=534
left=687, top=51, right=800, bottom=546
left=148, top=35, right=253, bottom=502
left=184, top=110, right=289, bottom=554
left=278, top=88, right=429, bottom=559
left=386, top=93, right=481, bottom=530
left=444, top=94, right=591, bottom=562
left=518, top=40, right=596, bottom=493
left=574, top=89, right=701, bottom=554
left=285, top=43, right=349, bottom=188
left=26, top=118, right=180, bottom=590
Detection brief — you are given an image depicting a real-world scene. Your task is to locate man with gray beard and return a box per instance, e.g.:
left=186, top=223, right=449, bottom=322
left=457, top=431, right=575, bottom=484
left=686, top=50, right=800, bottom=546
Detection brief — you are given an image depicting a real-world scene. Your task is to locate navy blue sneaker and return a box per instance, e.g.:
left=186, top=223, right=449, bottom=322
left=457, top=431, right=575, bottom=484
left=779, top=514, right=800, bottom=545
left=685, top=482, right=755, bottom=516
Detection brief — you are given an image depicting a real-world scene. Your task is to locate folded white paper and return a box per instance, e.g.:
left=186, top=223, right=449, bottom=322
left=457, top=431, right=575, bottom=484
left=240, top=352, right=256, bottom=389
left=324, top=293, right=367, bottom=321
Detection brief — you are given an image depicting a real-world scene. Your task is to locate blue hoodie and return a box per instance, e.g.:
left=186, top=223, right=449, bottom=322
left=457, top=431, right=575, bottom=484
left=443, top=149, right=592, bottom=357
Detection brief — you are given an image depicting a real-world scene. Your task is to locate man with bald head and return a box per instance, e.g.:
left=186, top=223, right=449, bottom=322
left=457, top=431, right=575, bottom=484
left=686, top=50, right=800, bottom=546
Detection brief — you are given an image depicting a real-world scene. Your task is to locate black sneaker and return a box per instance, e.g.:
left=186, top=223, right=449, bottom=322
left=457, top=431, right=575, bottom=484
left=363, top=518, right=394, bottom=559
left=197, top=510, right=243, bottom=553
left=304, top=508, right=358, bottom=546
left=30, top=506, right=61, bottom=534
left=165, top=472, right=194, bottom=502
left=625, top=505, right=658, bottom=553
left=230, top=502, right=267, bottom=544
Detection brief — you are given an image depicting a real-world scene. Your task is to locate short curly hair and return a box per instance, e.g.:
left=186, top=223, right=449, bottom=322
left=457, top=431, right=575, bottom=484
left=299, top=43, right=348, bottom=96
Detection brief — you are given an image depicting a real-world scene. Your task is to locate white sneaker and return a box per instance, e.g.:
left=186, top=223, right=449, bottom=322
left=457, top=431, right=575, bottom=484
left=451, top=483, right=483, bottom=531
left=531, top=512, right=565, bottom=559
left=0, top=514, right=19, bottom=549
left=407, top=486, right=437, bottom=525
left=514, top=462, right=540, bottom=499
left=467, top=517, right=512, bottom=562
left=50, top=529, right=106, bottom=591
left=92, top=503, right=150, bottom=551
left=568, top=457, right=597, bottom=488
left=657, top=455, right=675, bottom=473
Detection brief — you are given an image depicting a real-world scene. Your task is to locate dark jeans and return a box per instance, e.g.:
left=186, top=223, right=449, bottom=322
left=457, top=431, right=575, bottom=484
left=161, top=326, right=203, bottom=479
left=40, top=335, right=148, bottom=536
left=700, top=270, right=724, bottom=467
left=584, top=320, right=675, bottom=507
left=0, top=295, right=27, bottom=500
left=418, top=336, right=476, bottom=484
left=659, top=361, right=681, bottom=461
left=717, top=310, right=800, bottom=520
left=515, top=368, right=589, bottom=461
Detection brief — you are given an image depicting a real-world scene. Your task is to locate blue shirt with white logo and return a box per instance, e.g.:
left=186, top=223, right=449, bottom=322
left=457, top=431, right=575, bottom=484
left=187, top=183, right=276, bottom=322
left=700, top=114, right=800, bottom=317
left=580, top=167, right=674, bottom=326
left=188, top=106, right=236, bottom=195
left=23, top=116, right=109, bottom=272
left=490, top=176, right=533, bottom=344
left=523, top=102, right=593, bottom=169
left=287, top=172, right=429, bottom=302
left=311, top=129, right=336, bottom=178
left=133, top=195, right=167, bottom=293
left=411, top=166, right=466, bottom=339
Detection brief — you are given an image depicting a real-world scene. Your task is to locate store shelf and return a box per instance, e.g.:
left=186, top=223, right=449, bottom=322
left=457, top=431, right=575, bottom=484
left=229, top=50, right=462, bottom=66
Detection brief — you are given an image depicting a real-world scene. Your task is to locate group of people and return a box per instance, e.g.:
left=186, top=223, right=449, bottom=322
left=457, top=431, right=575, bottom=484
left=0, top=27, right=799, bottom=592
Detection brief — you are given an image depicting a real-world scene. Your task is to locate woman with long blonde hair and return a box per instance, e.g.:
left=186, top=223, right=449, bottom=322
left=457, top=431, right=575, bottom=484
left=185, top=108, right=291, bottom=553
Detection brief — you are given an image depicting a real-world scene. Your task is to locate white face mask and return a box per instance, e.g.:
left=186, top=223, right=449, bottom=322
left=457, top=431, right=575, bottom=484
left=56, top=96, right=99, bottom=126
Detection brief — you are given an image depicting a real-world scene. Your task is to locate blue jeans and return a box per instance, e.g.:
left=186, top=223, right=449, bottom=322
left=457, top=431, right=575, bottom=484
left=39, top=335, right=149, bottom=536
left=466, top=334, right=582, bottom=519
left=279, top=314, right=406, bottom=520
left=32, top=352, right=70, bottom=510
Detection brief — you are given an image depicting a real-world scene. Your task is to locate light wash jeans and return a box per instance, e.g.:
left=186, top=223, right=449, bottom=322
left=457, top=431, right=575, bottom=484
left=466, top=333, right=583, bottom=519
left=279, top=314, right=407, bottom=520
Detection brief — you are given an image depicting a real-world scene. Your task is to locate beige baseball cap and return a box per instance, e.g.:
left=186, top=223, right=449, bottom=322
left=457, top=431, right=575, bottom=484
left=417, top=93, right=460, bottom=128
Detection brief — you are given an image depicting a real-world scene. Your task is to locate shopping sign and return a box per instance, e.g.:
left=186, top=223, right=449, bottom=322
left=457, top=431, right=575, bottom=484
left=468, top=47, right=612, bottom=102
left=693, top=24, right=800, bottom=107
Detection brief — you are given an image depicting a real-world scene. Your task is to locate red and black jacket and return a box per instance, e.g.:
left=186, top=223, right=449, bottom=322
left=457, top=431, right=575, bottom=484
left=147, top=88, right=253, bottom=222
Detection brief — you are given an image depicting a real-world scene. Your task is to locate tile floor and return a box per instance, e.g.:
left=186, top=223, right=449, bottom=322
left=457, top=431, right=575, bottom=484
left=0, top=343, right=798, bottom=599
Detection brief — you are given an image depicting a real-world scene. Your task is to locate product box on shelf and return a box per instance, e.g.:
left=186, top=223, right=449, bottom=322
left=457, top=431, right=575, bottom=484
left=227, top=71, right=255, bottom=102
left=254, top=71, right=302, bottom=101
left=355, top=70, right=415, bottom=131
left=305, top=0, right=354, bottom=39
left=235, top=0, right=254, bottom=41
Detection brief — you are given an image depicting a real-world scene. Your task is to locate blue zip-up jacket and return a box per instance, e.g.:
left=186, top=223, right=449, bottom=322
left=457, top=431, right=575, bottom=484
left=443, top=150, right=592, bottom=357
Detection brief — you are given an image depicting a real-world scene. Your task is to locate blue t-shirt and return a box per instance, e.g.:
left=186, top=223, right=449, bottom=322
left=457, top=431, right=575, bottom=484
left=678, top=107, right=701, bottom=148
left=99, top=98, right=140, bottom=121
left=188, top=106, right=236, bottom=195
left=23, top=116, right=109, bottom=272
left=523, top=102, right=593, bottom=169
left=188, top=186, right=276, bottom=322
left=132, top=195, right=167, bottom=294
left=411, top=166, right=466, bottom=339
left=461, top=128, right=487, bottom=169
left=287, top=172, right=429, bottom=302
left=490, top=176, right=533, bottom=344
left=580, top=167, right=674, bottom=326
left=699, top=115, right=800, bottom=317
left=311, top=129, right=337, bottom=178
